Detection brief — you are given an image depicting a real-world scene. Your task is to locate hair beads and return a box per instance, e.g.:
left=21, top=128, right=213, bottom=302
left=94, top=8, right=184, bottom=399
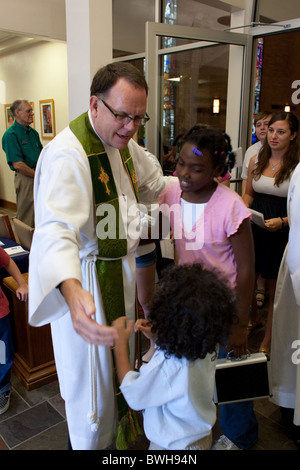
left=192, top=147, right=203, bottom=157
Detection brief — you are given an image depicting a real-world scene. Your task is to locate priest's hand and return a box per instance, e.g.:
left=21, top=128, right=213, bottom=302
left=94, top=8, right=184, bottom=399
left=59, top=278, right=119, bottom=346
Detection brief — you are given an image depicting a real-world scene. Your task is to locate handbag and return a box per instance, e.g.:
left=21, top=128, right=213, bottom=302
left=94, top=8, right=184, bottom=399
left=214, top=351, right=271, bottom=404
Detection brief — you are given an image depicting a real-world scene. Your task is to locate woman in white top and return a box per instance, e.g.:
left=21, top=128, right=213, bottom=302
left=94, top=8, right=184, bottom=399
left=241, top=110, right=272, bottom=196
left=242, top=111, right=272, bottom=312
left=243, top=112, right=299, bottom=356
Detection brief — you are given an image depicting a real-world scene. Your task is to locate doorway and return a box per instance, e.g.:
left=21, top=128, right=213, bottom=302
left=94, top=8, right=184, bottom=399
left=250, top=29, right=300, bottom=145
left=145, top=21, right=252, bottom=171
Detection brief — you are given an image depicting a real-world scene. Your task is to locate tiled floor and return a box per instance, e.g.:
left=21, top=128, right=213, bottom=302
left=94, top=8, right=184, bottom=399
left=0, top=375, right=68, bottom=450
left=0, top=316, right=298, bottom=451
left=0, top=207, right=299, bottom=450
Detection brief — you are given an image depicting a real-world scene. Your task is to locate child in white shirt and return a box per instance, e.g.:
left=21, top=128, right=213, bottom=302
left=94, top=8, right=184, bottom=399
left=112, top=263, right=236, bottom=450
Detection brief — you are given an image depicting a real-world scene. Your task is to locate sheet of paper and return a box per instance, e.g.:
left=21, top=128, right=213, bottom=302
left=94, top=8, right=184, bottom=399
left=249, top=209, right=266, bottom=228
left=233, top=147, right=243, bottom=168
left=160, top=238, right=174, bottom=260
left=4, top=245, right=29, bottom=256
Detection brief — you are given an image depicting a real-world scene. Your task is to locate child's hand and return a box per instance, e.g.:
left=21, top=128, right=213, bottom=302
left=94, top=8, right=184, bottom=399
left=112, top=316, right=134, bottom=346
left=135, top=318, right=155, bottom=341
left=16, top=285, right=28, bottom=302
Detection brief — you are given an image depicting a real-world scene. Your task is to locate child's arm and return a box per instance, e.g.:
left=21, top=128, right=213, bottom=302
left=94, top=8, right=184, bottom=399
left=112, top=317, right=134, bottom=384
left=229, top=218, right=255, bottom=357
left=5, top=258, right=28, bottom=302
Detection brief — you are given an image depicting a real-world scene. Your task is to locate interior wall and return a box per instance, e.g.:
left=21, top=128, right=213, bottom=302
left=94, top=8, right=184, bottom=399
left=0, top=0, right=66, bottom=41
left=259, top=31, right=300, bottom=123
left=0, top=41, right=69, bottom=204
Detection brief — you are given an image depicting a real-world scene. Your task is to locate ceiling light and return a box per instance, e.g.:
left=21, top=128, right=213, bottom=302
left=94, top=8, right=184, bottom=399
left=213, top=98, right=220, bottom=114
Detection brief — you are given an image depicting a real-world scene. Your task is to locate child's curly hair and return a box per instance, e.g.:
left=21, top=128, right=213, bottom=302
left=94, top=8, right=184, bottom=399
left=148, top=264, right=237, bottom=361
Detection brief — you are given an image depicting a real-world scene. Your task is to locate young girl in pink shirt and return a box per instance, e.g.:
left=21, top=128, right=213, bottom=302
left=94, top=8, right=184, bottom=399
left=159, top=127, right=257, bottom=450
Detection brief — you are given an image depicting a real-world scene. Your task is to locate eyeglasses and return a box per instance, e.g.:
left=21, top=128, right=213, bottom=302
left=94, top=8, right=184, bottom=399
left=18, top=108, right=33, bottom=114
left=100, top=99, right=150, bottom=126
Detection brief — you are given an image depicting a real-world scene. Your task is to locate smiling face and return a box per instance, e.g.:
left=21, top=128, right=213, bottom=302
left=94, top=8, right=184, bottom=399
left=176, top=142, right=218, bottom=203
left=267, top=119, right=297, bottom=153
left=90, top=77, right=147, bottom=149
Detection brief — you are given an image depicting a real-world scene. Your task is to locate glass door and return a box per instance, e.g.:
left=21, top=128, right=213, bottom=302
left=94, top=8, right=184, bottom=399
left=246, top=19, right=300, bottom=146
left=145, top=21, right=253, bottom=177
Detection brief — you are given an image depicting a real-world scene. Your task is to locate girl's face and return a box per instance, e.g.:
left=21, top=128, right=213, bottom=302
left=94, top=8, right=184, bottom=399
left=267, top=120, right=296, bottom=153
left=176, top=142, right=218, bottom=202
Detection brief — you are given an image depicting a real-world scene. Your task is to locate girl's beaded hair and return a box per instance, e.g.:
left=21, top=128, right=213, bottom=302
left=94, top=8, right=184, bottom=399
left=192, top=147, right=203, bottom=157
left=183, top=125, right=236, bottom=177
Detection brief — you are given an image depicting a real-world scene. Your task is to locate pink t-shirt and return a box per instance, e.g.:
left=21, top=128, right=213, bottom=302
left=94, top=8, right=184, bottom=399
left=159, top=182, right=251, bottom=290
left=0, top=247, right=10, bottom=319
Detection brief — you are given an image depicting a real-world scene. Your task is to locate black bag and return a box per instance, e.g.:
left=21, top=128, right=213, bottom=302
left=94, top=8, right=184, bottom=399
left=214, top=351, right=271, bottom=404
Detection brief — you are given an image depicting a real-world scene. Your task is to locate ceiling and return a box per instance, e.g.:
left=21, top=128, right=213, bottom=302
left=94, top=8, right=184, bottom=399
left=0, top=0, right=236, bottom=57
left=0, top=30, right=42, bottom=56
left=0, top=0, right=299, bottom=57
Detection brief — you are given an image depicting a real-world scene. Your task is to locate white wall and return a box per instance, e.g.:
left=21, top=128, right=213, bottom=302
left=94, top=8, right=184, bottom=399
left=0, top=0, right=66, bottom=41
left=0, top=41, right=69, bottom=203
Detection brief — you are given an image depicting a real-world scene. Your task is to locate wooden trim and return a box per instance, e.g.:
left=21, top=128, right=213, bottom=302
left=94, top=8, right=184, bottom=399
left=0, top=199, right=17, bottom=212
left=3, top=274, right=57, bottom=390
left=0, top=214, right=16, bottom=241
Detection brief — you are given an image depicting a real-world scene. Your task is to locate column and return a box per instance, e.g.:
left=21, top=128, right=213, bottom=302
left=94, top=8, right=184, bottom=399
left=65, top=0, right=113, bottom=120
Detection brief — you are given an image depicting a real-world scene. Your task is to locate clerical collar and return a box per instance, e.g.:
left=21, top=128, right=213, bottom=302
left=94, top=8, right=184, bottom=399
left=88, top=109, right=107, bottom=146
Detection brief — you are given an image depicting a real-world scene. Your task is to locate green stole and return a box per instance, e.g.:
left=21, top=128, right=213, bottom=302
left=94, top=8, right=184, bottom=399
left=69, top=112, right=142, bottom=449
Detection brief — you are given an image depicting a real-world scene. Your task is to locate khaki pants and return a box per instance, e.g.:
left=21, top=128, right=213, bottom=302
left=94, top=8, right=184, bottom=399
left=14, top=172, right=35, bottom=227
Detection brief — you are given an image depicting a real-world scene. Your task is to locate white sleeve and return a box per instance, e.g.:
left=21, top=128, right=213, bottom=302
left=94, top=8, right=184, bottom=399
left=28, top=132, right=95, bottom=326
left=286, top=165, right=300, bottom=305
left=241, top=147, right=253, bottom=180
left=129, top=141, right=177, bottom=205
left=120, top=367, right=171, bottom=411
left=241, top=143, right=261, bottom=180
left=120, top=354, right=181, bottom=410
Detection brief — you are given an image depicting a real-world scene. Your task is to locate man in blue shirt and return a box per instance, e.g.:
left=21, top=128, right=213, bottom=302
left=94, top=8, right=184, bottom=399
left=2, top=100, right=43, bottom=227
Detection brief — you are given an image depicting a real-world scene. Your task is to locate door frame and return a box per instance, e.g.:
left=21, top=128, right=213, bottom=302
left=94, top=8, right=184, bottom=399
left=145, top=21, right=253, bottom=158
left=246, top=19, right=300, bottom=131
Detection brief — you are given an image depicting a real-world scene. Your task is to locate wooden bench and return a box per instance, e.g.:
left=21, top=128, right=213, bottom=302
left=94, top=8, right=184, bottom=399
left=3, top=273, right=57, bottom=390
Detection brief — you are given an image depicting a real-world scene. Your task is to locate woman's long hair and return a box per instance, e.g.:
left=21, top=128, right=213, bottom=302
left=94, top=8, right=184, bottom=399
left=253, top=112, right=300, bottom=186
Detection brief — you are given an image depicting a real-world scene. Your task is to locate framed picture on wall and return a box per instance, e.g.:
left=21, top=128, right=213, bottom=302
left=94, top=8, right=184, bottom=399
left=39, top=99, right=55, bottom=139
left=30, top=101, right=35, bottom=129
left=4, top=104, right=14, bottom=128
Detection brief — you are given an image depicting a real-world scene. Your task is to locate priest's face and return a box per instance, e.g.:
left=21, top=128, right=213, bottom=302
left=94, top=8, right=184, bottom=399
left=90, top=78, right=147, bottom=149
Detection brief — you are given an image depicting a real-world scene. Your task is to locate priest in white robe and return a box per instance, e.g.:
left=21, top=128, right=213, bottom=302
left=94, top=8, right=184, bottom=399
left=271, top=161, right=300, bottom=448
left=28, top=63, right=174, bottom=450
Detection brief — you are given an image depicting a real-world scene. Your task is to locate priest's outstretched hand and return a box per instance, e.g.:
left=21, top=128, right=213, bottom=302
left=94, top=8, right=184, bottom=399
left=59, top=278, right=119, bottom=346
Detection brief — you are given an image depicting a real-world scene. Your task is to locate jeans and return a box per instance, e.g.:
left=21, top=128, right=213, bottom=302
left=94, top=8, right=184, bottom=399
left=0, top=315, right=14, bottom=394
left=218, top=346, right=258, bottom=449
